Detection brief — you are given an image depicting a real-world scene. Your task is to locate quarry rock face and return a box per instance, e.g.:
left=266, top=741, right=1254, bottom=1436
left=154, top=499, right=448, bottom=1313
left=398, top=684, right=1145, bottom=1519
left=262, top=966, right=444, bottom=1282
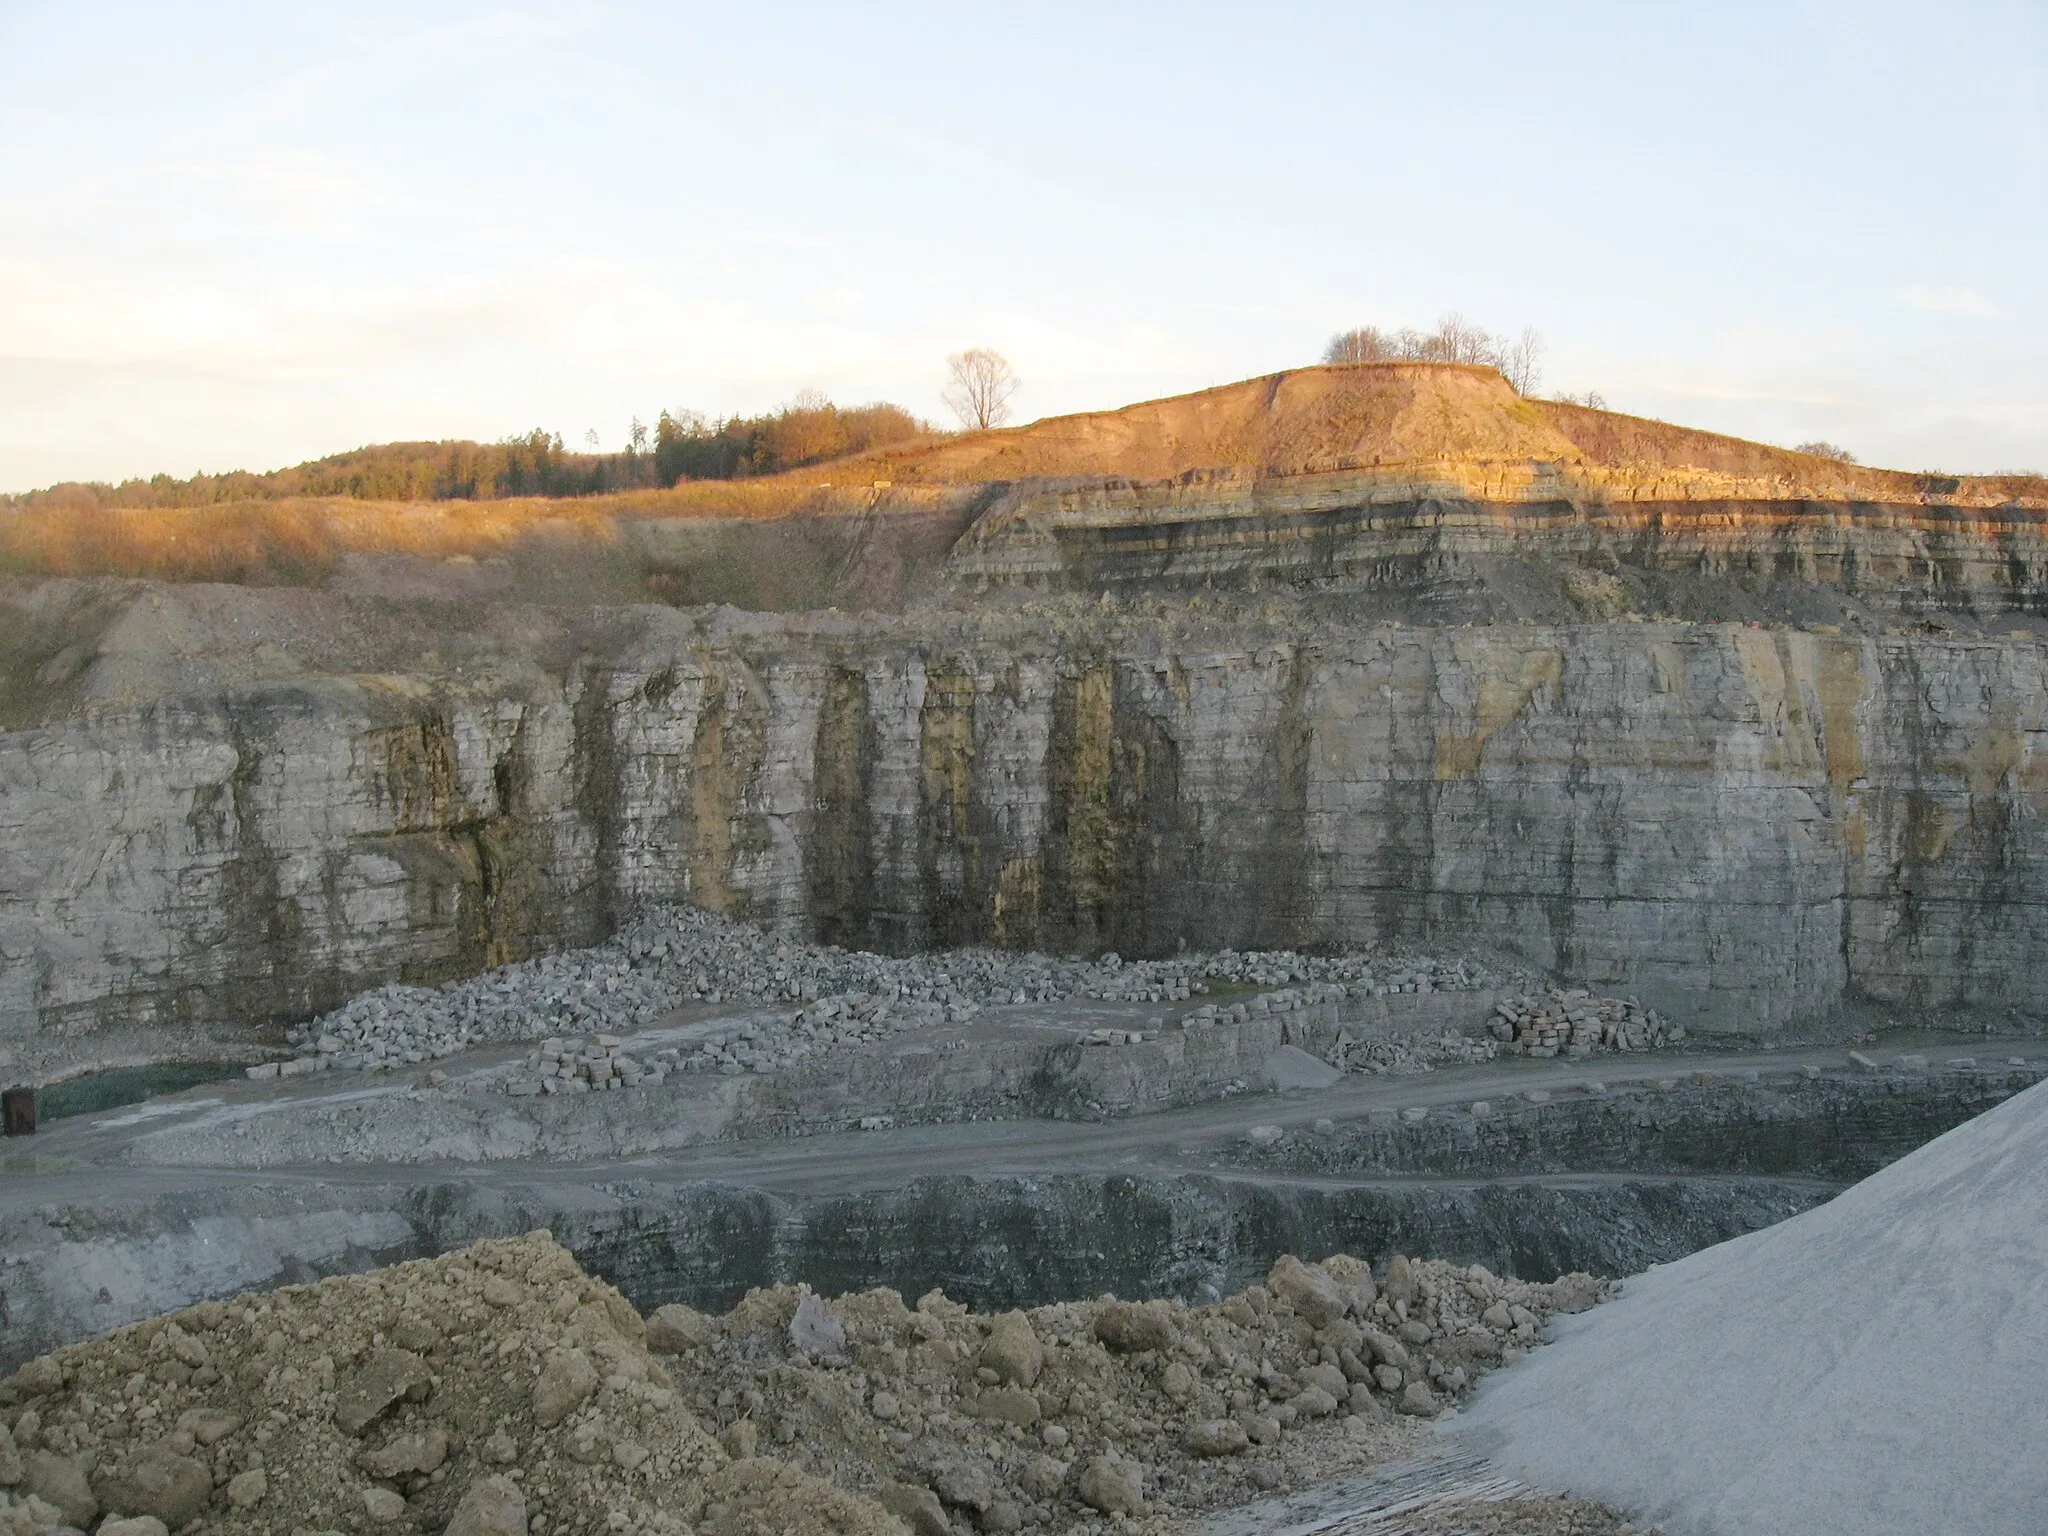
left=4, top=581, right=2046, bottom=1042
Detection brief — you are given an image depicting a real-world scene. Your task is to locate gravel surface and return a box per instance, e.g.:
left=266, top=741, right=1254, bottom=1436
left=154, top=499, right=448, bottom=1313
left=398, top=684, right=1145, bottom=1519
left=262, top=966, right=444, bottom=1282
left=1461, top=1077, right=2048, bottom=1535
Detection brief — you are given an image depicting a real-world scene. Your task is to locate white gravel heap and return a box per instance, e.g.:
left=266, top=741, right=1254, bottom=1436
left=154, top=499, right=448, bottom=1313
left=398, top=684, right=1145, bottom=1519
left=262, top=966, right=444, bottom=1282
left=281, top=905, right=1510, bottom=1075
left=1459, top=1077, right=2048, bottom=1535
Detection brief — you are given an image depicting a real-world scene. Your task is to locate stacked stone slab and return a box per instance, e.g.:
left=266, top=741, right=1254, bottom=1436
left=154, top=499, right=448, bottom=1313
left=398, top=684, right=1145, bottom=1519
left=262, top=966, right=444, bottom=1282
left=1486, top=992, right=1682, bottom=1058
left=513, top=1036, right=666, bottom=1097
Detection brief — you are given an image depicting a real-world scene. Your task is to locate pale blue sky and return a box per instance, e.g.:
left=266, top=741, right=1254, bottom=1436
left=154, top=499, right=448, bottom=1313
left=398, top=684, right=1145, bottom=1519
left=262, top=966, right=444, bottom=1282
left=1, top=1, right=2042, bottom=490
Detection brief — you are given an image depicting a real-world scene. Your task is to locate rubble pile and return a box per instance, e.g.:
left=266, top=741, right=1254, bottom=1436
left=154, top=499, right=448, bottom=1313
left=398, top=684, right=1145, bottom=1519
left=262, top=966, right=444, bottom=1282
left=654, top=1252, right=1603, bottom=1534
left=1337, top=1032, right=1500, bottom=1074
left=0, top=1233, right=895, bottom=1536
left=510, top=1036, right=668, bottom=1097
left=0, top=1237, right=1608, bottom=1536
left=1485, top=993, right=1682, bottom=1058
left=278, top=906, right=1515, bottom=1082
left=1196, top=954, right=1496, bottom=995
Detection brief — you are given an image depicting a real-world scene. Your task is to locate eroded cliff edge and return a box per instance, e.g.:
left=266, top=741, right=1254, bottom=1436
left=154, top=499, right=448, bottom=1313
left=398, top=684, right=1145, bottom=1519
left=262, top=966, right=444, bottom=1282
left=5, top=577, right=2043, bottom=1044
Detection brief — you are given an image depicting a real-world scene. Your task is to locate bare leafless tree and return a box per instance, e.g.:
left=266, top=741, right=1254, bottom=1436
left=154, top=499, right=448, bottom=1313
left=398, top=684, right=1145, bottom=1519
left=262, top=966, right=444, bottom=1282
left=1324, top=326, right=1397, bottom=363
left=1498, top=326, right=1545, bottom=396
left=942, top=348, right=1020, bottom=431
left=1320, top=315, right=1543, bottom=393
left=1794, top=440, right=1858, bottom=464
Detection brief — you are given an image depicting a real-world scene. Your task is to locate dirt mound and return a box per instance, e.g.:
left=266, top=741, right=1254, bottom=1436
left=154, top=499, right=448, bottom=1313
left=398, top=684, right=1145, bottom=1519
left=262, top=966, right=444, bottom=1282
left=830, top=364, right=2041, bottom=503
left=0, top=1237, right=1608, bottom=1535
left=0, top=1233, right=895, bottom=1536
left=843, top=365, right=1574, bottom=485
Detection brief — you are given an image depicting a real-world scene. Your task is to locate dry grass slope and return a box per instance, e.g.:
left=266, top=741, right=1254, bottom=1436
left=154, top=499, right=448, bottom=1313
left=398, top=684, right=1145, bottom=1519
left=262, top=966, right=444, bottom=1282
left=7, top=364, right=2039, bottom=589
left=0, top=481, right=868, bottom=587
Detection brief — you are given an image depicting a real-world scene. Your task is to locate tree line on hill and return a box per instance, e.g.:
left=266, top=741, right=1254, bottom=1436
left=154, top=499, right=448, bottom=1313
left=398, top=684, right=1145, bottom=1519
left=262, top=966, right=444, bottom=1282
left=1324, top=313, right=1547, bottom=396
left=9, top=395, right=931, bottom=511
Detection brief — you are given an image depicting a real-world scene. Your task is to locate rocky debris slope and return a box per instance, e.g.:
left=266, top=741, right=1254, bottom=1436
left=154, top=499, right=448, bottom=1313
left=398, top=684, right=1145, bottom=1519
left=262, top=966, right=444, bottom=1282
left=652, top=1252, right=1604, bottom=1534
left=278, top=906, right=1509, bottom=1083
left=1460, top=1078, right=2048, bottom=1535
left=0, top=1237, right=1606, bottom=1536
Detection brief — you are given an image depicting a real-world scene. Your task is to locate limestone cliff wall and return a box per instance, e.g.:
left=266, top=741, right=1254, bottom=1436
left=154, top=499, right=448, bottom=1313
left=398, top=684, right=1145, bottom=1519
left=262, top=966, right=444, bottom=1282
left=4, top=583, right=2045, bottom=1041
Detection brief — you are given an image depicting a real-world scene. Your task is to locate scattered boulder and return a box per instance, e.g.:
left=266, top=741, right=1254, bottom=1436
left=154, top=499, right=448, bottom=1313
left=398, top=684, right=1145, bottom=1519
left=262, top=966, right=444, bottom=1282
left=1093, top=1299, right=1180, bottom=1353
left=1268, top=1255, right=1347, bottom=1327
left=1399, top=1380, right=1440, bottom=1416
left=333, top=1347, right=431, bottom=1435
left=1383, top=1254, right=1419, bottom=1307
left=22, top=1449, right=96, bottom=1530
left=1077, top=1455, right=1146, bottom=1515
left=361, top=1484, right=408, bottom=1522
left=173, top=1406, right=241, bottom=1446
left=790, top=1292, right=848, bottom=1358
left=224, top=1466, right=267, bottom=1510
left=1018, top=1455, right=1068, bottom=1502
left=1364, top=1329, right=1410, bottom=1368
left=1301, top=1362, right=1350, bottom=1399
left=1294, top=1384, right=1341, bottom=1418
left=645, top=1301, right=717, bottom=1353
left=92, top=1444, right=212, bottom=1528
left=443, top=1473, right=528, bottom=1536
left=0, top=1422, right=17, bottom=1485
left=98, top=1519, right=170, bottom=1536
left=358, top=1426, right=449, bottom=1478
left=980, top=1311, right=1044, bottom=1386
left=974, top=1387, right=1040, bottom=1426
left=879, top=1481, right=953, bottom=1536
left=531, top=1347, right=599, bottom=1428
left=1184, top=1419, right=1251, bottom=1457
left=922, top=1450, right=995, bottom=1511
left=1321, top=1253, right=1379, bottom=1313
left=7, top=1355, right=64, bottom=1400
left=392, top=1314, right=442, bottom=1352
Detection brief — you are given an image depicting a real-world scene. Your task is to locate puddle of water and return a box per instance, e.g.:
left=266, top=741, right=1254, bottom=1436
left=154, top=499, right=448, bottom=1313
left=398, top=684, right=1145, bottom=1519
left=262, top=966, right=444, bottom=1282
left=38, top=1063, right=244, bottom=1122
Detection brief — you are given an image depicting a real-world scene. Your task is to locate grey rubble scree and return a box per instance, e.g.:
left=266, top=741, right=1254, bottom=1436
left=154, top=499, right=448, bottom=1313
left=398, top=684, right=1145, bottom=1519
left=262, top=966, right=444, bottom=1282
left=0, top=1235, right=1611, bottom=1536
left=269, top=903, right=1518, bottom=1085
left=166, top=905, right=1690, bottom=1170
left=1458, top=1076, right=2048, bottom=1536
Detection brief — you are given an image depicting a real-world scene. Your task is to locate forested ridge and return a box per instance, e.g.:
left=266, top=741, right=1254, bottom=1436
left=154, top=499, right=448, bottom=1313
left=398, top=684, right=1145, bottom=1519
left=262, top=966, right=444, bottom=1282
left=7, top=395, right=930, bottom=511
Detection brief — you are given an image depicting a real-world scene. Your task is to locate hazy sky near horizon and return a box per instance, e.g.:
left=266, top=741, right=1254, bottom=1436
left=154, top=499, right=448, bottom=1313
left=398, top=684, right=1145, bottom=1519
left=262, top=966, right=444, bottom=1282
left=2, top=1, right=2043, bottom=491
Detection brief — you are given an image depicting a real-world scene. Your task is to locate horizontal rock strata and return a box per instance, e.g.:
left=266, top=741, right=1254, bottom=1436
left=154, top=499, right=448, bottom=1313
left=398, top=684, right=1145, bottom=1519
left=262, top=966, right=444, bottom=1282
left=6, top=582, right=2048, bottom=1042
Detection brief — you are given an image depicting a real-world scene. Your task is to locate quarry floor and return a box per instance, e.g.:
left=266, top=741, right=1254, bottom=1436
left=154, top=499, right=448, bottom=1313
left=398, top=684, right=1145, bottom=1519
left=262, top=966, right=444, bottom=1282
left=11, top=984, right=2042, bottom=1195
left=1, top=988, right=2038, bottom=1357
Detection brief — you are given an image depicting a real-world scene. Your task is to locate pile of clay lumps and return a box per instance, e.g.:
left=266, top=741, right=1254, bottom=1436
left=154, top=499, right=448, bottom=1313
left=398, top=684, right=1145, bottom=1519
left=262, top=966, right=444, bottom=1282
left=1486, top=991, right=1683, bottom=1058
left=650, top=1250, right=1607, bottom=1534
left=0, top=1232, right=898, bottom=1536
left=0, top=1235, right=1612, bottom=1536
